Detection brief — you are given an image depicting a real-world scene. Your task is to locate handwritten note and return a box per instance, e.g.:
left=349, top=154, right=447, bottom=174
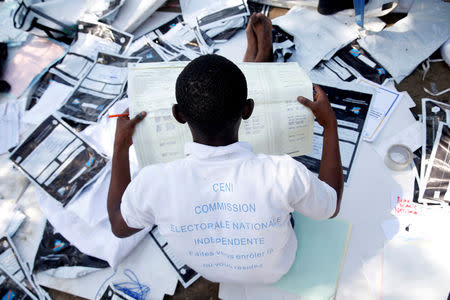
left=391, top=194, right=420, bottom=217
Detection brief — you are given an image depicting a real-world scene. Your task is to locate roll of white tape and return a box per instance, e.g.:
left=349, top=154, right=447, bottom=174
left=384, top=144, right=413, bottom=171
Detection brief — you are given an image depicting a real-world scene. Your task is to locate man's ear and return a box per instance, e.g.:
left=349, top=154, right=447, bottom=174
left=172, top=104, right=186, bottom=124
left=242, top=98, right=254, bottom=120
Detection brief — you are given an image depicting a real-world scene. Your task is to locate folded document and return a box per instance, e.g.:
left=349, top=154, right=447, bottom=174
left=128, top=62, right=314, bottom=167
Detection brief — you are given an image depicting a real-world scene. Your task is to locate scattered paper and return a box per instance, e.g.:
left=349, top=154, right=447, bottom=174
left=0, top=1, right=28, bottom=46
left=357, top=78, right=403, bottom=142
left=50, top=21, right=133, bottom=85
left=22, top=81, right=74, bottom=125
left=9, top=116, right=109, bottom=206
left=384, top=189, right=450, bottom=242
left=150, top=226, right=200, bottom=288
left=180, top=0, right=249, bottom=36
left=131, top=11, right=180, bottom=38
left=361, top=252, right=383, bottom=300
left=390, top=192, right=421, bottom=217
left=272, top=6, right=358, bottom=71
left=420, top=99, right=450, bottom=181
left=57, top=53, right=140, bottom=124
left=36, top=235, right=178, bottom=300
left=294, top=85, right=372, bottom=183
left=0, top=101, right=20, bottom=154
left=84, top=0, right=125, bottom=24
left=420, top=122, right=450, bottom=203
left=0, top=265, right=38, bottom=300
left=112, top=0, right=166, bottom=33
left=381, top=218, right=413, bottom=241
left=3, top=36, right=67, bottom=97
left=0, top=236, right=42, bottom=299
left=312, top=41, right=391, bottom=85
left=0, top=201, right=26, bottom=237
left=359, top=0, right=450, bottom=82
left=372, top=121, right=422, bottom=160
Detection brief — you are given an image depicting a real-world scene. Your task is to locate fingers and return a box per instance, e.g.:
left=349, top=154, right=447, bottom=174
left=312, top=84, right=325, bottom=100
left=297, top=96, right=313, bottom=109
left=247, top=13, right=257, bottom=30
left=298, top=84, right=326, bottom=109
left=128, top=111, right=147, bottom=128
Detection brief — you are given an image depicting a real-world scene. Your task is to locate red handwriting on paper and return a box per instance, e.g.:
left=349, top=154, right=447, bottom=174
left=392, top=196, right=419, bottom=216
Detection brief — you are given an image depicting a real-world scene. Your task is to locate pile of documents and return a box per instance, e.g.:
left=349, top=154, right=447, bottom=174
left=417, top=99, right=449, bottom=206
left=0, top=235, right=50, bottom=300
left=362, top=99, right=450, bottom=300
left=1, top=2, right=215, bottom=298
left=180, top=0, right=250, bottom=42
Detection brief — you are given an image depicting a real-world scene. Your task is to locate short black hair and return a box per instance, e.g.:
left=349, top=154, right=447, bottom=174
left=175, top=54, right=247, bottom=136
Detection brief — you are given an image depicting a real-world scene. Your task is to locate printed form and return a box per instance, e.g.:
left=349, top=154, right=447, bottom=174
left=128, top=62, right=314, bottom=167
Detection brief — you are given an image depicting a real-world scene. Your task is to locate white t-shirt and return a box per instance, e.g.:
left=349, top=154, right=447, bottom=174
left=121, top=142, right=336, bottom=284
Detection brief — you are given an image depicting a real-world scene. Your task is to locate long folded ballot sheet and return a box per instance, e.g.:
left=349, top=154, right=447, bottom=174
left=128, top=62, right=314, bottom=167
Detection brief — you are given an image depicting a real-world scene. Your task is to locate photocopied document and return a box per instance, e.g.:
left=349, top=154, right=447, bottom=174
left=129, top=15, right=213, bottom=63
left=58, top=52, right=141, bottom=124
left=128, top=30, right=165, bottom=63
left=318, top=41, right=391, bottom=85
left=9, top=115, right=109, bottom=206
left=421, top=99, right=450, bottom=181
left=181, top=0, right=249, bottom=29
left=294, top=85, right=372, bottom=183
left=357, top=77, right=403, bottom=142
left=50, top=21, right=133, bottom=85
left=0, top=265, right=38, bottom=300
left=0, top=236, right=41, bottom=299
left=420, top=122, right=450, bottom=203
left=128, top=62, right=314, bottom=167
left=149, top=226, right=200, bottom=288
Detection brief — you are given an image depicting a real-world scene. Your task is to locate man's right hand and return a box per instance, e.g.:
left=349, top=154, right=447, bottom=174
left=297, top=84, right=337, bottom=130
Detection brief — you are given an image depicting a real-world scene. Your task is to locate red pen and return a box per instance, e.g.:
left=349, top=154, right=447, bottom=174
left=108, top=113, right=129, bottom=118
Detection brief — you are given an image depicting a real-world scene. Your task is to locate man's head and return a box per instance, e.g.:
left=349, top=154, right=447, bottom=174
left=173, top=54, right=253, bottom=144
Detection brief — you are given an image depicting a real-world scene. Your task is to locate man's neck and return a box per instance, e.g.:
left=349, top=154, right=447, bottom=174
left=192, top=135, right=238, bottom=147
left=190, top=128, right=239, bottom=147
left=189, top=122, right=241, bottom=147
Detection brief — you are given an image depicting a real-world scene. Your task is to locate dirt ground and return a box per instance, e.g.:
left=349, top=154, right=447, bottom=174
left=397, top=60, right=450, bottom=113
left=45, top=3, right=449, bottom=300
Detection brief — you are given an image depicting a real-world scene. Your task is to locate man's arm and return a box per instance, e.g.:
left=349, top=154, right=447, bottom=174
left=107, top=110, right=146, bottom=238
left=298, top=85, right=344, bottom=218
